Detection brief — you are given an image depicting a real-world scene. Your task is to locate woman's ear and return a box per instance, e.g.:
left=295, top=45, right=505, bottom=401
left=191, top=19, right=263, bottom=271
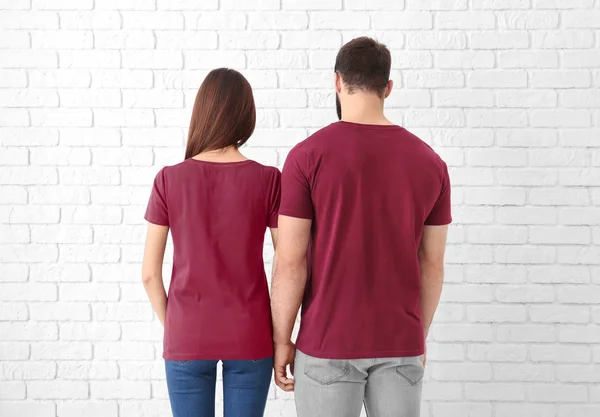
left=384, top=80, right=394, bottom=99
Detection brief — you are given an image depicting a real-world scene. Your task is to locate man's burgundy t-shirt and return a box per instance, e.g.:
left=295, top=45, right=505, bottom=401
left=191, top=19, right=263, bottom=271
left=279, top=121, right=452, bottom=359
left=145, top=159, right=280, bottom=360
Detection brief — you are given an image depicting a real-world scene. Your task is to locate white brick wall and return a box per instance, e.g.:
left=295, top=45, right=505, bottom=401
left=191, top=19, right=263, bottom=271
left=0, top=0, right=599, bottom=416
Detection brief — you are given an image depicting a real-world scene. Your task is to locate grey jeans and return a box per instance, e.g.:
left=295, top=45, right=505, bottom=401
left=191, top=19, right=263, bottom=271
left=294, top=350, right=424, bottom=417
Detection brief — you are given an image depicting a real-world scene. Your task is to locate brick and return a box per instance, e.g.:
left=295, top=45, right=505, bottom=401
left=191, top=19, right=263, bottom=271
left=310, top=12, right=368, bottom=29
left=432, top=403, right=491, bottom=417
left=92, top=69, right=152, bottom=88
left=0, top=11, right=59, bottom=29
left=468, top=110, right=527, bottom=127
left=33, top=0, right=92, bottom=9
left=529, top=265, right=590, bottom=284
left=530, top=226, right=590, bottom=244
left=562, top=50, right=600, bottom=69
left=98, top=0, right=156, bottom=9
left=31, top=109, right=92, bottom=127
left=0, top=264, right=29, bottom=283
left=531, top=70, right=591, bottom=88
left=431, top=363, right=491, bottom=381
left=59, top=168, right=120, bottom=186
left=434, top=324, right=493, bottom=342
left=532, top=30, right=594, bottom=48
left=532, top=110, right=591, bottom=127
left=29, top=186, right=89, bottom=204
left=560, top=169, right=600, bottom=187
left=498, top=10, right=558, bottom=28
left=184, top=51, right=244, bottom=69
left=122, top=50, right=181, bottom=69
left=466, top=383, right=524, bottom=400
left=559, top=325, right=600, bottom=343
left=531, top=305, right=590, bottom=323
left=30, top=302, right=89, bottom=322
left=0, top=361, right=56, bottom=379
left=121, top=11, right=182, bottom=29
left=30, top=147, right=91, bottom=166
left=248, top=51, right=307, bottom=69
left=498, top=50, right=558, bottom=68
left=436, top=11, right=495, bottom=29
left=0, top=245, right=58, bottom=263
left=561, top=89, right=600, bottom=107
left=220, top=31, right=278, bottom=50
left=0, top=342, right=29, bottom=360
left=28, top=380, right=88, bottom=399
left=29, top=69, right=90, bottom=88
left=466, top=265, right=526, bottom=284
left=531, top=345, right=591, bottom=363
left=534, top=0, right=593, bottom=7
left=494, top=364, right=554, bottom=381
left=0, top=303, right=28, bottom=321
left=92, top=303, right=152, bottom=322
left=0, top=0, right=31, bottom=9
left=496, top=246, right=556, bottom=264
left=465, top=187, right=526, bottom=206
left=0, top=49, right=57, bottom=68
left=407, top=0, right=466, bottom=9
left=467, top=305, right=526, bottom=322
left=469, top=31, right=528, bottom=49
left=0, top=89, right=58, bottom=108
left=436, top=51, right=494, bottom=69
left=406, top=31, right=466, bottom=49
left=119, top=400, right=172, bottom=417
left=59, top=283, right=119, bottom=301
left=59, top=89, right=121, bottom=108
left=468, top=70, right=527, bottom=88
left=467, top=344, right=527, bottom=362
left=95, top=342, right=154, bottom=360
left=563, top=10, right=600, bottom=28
left=528, top=384, right=588, bottom=402
left=373, top=12, right=432, bottom=29
left=558, top=406, right=600, bottom=417
left=0, top=69, right=27, bottom=87
left=467, top=226, right=527, bottom=244
left=452, top=207, right=494, bottom=225
left=57, top=401, right=118, bottom=417
left=498, top=324, right=556, bottom=342
left=57, top=361, right=118, bottom=380
left=282, top=31, right=340, bottom=49
left=558, top=246, right=600, bottom=264
left=190, top=11, right=246, bottom=29
left=60, top=323, right=120, bottom=341
left=497, top=90, right=557, bottom=108
left=0, top=381, right=26, bottom=399
left=497, top=285, right=555, bottom=303
left=5, top=205, right=58, bottom=224
left=0, top=109, right=28, bottom=126
left=467, top=149, right=526, bottom=167
left=0, top=322, right=57, bottom=341
left=472, top=0, right=530, bottom=8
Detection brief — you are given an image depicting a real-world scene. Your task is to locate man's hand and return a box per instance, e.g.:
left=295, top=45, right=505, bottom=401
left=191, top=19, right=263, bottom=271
left=274, top=342, right=296, bottom=392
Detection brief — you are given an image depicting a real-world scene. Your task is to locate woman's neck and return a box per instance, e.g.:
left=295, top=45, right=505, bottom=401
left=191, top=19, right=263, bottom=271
left=192, top=147, right=248, bottom=163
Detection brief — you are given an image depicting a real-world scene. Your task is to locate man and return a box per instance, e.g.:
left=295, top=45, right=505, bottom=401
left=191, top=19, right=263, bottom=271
left=271, top=37, right=451, bottom=417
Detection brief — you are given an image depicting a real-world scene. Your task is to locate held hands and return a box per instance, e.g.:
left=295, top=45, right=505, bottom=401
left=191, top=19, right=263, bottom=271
left=274, top=341, right=296, bottom=392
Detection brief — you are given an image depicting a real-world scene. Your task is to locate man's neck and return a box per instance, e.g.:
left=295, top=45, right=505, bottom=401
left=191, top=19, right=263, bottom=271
left=340, top=94, right=394, bottom=126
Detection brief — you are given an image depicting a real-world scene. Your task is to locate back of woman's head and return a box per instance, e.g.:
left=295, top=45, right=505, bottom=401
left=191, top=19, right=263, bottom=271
left=185, top=68, right=256, bottom=159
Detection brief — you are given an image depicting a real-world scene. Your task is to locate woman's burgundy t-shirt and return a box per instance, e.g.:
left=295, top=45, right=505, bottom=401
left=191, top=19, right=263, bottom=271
left=145, top=159, right=280, bottom=360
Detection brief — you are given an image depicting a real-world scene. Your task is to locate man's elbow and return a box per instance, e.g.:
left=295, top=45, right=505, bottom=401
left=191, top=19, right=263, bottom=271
left=142, top=272, right=161, bottom=286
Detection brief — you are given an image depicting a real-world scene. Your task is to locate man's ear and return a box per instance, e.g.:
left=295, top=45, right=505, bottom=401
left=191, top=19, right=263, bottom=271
left=334, top=72, right=343, bottom=94
left=384, top=79, right=394, bottom=99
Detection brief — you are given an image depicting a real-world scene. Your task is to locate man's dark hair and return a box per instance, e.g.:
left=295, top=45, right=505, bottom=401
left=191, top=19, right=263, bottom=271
left=334, top=37, right=391, bottom=98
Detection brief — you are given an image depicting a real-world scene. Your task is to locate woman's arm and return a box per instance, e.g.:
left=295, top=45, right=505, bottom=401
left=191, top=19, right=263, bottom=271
left=142, top=223, right=169, bottom=326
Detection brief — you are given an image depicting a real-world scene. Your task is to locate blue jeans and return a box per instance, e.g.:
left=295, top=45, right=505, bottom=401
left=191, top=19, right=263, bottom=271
left=165, top=357, right=273, bottom=417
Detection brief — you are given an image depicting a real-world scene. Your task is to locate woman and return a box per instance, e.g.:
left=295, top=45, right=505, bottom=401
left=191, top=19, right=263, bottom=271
left=142, top=68, right=280, bottom=417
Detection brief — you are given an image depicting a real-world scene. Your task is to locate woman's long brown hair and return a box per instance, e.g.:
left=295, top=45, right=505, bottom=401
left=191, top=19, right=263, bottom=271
left=185, top=68, right=256, bottom=160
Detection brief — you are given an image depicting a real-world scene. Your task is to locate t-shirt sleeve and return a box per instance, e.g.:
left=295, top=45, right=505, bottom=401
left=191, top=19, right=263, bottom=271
left=279, top=146, right=313, bottom=220
left=425, top=162, right=452, bottom=226
left=144, top=168, right=169, bottom=226
left=267, top=169, right=281, bottom=228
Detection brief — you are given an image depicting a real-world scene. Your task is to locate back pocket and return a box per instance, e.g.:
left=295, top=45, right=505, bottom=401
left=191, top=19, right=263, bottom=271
left=304, top=355, right=349, bottom=385
left=395, top=356, right=424, bottom=386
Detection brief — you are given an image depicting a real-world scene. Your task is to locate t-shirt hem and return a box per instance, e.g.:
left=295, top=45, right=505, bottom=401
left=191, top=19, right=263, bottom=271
left=424, top=217, right=452, bottom=226
left=144, top=215, right=169, bottom=227
left=163, top=350, right=274, bottom=361
left=297, top=347, right=424, bottom=360
left=278, top=209, right=313, bottom=220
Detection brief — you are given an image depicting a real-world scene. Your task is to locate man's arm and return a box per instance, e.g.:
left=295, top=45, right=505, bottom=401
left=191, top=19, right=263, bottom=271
left=271, top=215, right=311, bottom=391
left=419, top=225, right=449, bottom=340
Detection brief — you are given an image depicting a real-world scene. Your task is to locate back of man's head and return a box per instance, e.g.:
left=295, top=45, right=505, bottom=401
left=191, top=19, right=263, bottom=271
left=334, top=37, right=392, bottom=99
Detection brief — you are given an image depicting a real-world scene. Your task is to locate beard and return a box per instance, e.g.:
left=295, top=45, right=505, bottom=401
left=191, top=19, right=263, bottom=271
left=335, top=93, right=342, bottom=121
